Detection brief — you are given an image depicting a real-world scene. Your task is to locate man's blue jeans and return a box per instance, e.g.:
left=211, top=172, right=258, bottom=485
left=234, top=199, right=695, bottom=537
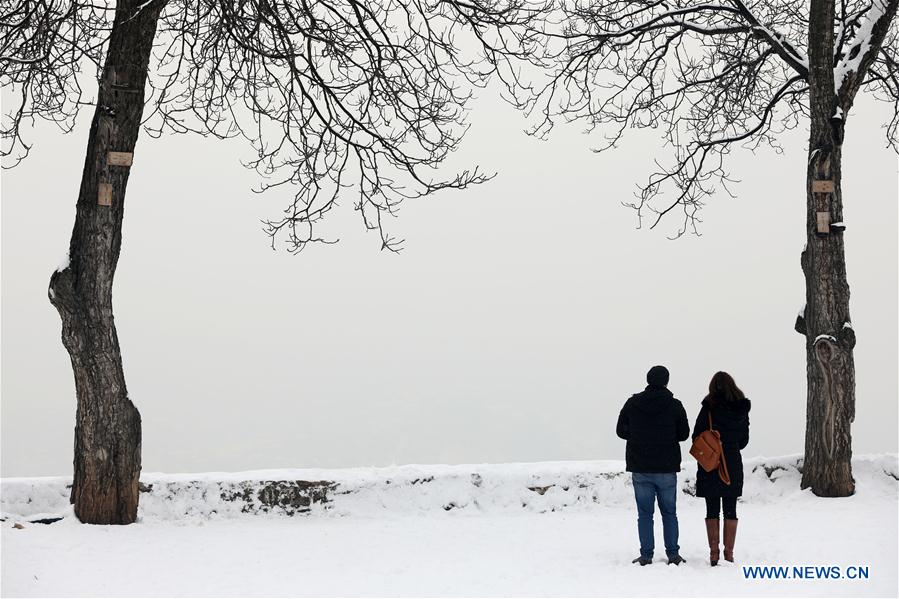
left=632, top=472, right=679, bottom=559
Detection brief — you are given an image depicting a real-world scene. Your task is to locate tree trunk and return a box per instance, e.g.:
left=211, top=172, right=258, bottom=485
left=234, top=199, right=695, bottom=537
left=48, top=0, right=165, bottom=524
left=797, top=0, right=856, bottom=496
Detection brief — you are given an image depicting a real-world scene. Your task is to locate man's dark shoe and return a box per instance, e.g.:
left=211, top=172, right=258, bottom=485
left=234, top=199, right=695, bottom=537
left=666, top=554, right=686, bottom=565
left=632, top=556, right=652, bottom=566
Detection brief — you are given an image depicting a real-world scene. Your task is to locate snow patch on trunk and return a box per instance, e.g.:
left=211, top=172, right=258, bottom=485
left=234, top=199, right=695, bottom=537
left=55, top=252, right=70, bottom=273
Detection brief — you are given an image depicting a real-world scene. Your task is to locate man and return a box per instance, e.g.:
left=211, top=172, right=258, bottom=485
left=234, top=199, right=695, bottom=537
left=616, top=365, right=691, bottom=565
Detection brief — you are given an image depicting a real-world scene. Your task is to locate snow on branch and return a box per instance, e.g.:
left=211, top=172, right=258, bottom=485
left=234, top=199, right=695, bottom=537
left=730, top=0, right=809, bottom=76
left=835, top=0, right=899, bottom=108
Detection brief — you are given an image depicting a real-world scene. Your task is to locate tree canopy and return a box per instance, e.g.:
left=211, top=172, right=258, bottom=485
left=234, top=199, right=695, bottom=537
left=509, top=0, right=898, bottom=235
left=2, top=0, right=544, bottom=250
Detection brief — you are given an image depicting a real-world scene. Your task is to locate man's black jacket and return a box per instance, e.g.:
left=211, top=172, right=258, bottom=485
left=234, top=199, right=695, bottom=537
left=616, top=385, right=691, bottom=473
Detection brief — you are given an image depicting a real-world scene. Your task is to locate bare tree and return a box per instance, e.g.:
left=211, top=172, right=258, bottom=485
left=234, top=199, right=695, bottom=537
left=515, top=0, right=897, bottom=495
left=1, top=0, right=539, bottom=524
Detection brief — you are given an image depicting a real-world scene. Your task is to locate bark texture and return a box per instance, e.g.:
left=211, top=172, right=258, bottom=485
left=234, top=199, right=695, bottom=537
left=799, top=0, right=856, bottom=497
left=48, top=0, right=164, bottom=524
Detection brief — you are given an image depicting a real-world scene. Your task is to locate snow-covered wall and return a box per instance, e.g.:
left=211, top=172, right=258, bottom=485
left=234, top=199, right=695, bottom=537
left=2, top=455, right=896, bottom=522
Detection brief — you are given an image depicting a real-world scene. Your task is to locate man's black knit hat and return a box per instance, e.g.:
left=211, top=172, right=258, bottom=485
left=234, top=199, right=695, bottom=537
left=647, top=365, right=670, bottom=387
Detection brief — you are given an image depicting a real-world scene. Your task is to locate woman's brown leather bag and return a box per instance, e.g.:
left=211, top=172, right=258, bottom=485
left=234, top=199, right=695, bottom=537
left=689, top=411, right=731, bottom=485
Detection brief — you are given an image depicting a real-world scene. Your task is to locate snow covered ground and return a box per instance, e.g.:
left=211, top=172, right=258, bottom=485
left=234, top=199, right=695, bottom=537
left=2, top=455, right=897, bottom=597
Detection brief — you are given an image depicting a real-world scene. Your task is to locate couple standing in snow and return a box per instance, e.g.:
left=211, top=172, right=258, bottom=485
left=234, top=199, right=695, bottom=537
left=616, top=365, right=751, bottom=567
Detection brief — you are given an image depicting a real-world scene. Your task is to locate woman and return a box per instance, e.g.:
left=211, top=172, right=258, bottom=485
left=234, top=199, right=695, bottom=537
left=692, top=371, right=750, bottom=566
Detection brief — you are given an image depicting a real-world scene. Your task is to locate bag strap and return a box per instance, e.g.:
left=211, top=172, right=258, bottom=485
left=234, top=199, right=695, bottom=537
left=709, top=407, right=732, bottom=485
left=718, top=452, right=731, bottom=485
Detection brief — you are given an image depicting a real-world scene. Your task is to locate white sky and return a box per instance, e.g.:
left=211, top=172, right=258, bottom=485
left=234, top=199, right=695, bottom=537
left=1, top=83, right=897, bottom=477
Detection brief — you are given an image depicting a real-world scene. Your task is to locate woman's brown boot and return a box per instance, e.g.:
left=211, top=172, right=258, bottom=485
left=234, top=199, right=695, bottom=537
left=723, top=519, right=738, bottom=562
left=705, top=519, right=720, bottom=566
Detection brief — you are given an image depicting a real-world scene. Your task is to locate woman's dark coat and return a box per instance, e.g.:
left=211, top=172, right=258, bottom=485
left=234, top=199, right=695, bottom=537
left=692, top=394, right=751, bottom=497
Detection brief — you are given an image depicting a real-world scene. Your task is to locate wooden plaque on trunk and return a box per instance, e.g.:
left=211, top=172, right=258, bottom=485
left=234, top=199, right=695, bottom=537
left=107, top=151, right=133, bottom=167
left=816, top=211, right=831, bottom=234
left=812, top=180, right=835, bottom=193
left=98, top=183, right=113, bottom=206
left=113, top=67, right=130, bottom=87
left=109, top=66, right=139, bottom=93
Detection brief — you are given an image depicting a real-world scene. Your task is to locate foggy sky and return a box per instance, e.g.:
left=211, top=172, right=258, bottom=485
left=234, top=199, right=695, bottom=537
left=1, top=84, right=896, bottom=477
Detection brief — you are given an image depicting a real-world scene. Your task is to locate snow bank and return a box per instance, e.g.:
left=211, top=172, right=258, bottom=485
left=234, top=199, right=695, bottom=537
left=2, top=454, right=896, bottom=523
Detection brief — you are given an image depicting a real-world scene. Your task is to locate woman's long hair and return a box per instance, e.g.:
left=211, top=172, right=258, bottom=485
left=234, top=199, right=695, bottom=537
left=705, top=371, right=745, bottom=406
